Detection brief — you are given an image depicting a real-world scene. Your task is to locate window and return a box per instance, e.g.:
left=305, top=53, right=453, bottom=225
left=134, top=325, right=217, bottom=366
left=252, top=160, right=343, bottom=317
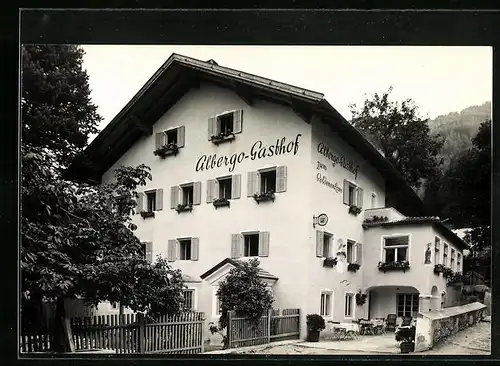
left=218, top=177, right=232, bottom=199
left=343, top=180, right=363, bottom=208
left=397, top=294, right=419, bottom=317
left=320, top=292, right=333, bottom=317
left=219, top=113, right=234, bottom=135
left=110, top=302, right=118, bottom=310
left=443, top=244, right=449, bottom=266
left=383, top=236, right=409, bottom=263
left=323, top=233, right=332, bottom=258
left=434, top=237, right=441, bottom=265
left=371, top=193, right=377, bottom=208
left=260, top=170, right=277, bottom=193
left=450, top=248, right=455, bottom=270
left=344, top=293, right=354, bottom=318
left=346, top=240, right=355, bottom=263
left=166, top=129, right=178, bottom=145
left=457, top=253, right=462, bottom=271
left=182, top=184, right=194, bottom=205
left=216, top=296, right=222, bottom=315
left=244, top=234, right=259, bottom=257
left=146, top=191, right=156, bottom=212
left=183, top=290, right=195, bottom=310
left=141, top=242, right=152, bottom=262
left=179, top=239, right=192, bottom=260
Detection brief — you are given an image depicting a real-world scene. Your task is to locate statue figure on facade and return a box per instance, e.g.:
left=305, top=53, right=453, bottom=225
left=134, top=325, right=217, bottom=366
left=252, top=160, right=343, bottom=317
left=425, top=243, right=432, bottom=264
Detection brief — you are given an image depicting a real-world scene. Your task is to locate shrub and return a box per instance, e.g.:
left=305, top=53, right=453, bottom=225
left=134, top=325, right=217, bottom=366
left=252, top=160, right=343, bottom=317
left=306, top=314, right=326, bottom=332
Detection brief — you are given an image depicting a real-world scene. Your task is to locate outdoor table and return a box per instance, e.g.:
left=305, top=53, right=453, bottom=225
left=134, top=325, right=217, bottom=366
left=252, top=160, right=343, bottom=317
left=359, top=320, right=375, bottom=335
left=328, top=322, right=359, bottom=340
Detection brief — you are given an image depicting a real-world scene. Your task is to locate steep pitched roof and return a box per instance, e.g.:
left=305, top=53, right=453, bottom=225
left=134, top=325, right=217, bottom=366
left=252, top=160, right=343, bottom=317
left=199, top=258, right=278, bottom=281
left=65, top=53, right=430, bottom=217
left=363, top=216, right=469, bottom=250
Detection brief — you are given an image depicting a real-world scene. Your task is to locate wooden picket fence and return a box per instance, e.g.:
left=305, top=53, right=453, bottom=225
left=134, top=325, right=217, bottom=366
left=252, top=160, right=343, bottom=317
left=227, top=308, right=300, bottom=349
left=20, top=312, right=205, bottom=354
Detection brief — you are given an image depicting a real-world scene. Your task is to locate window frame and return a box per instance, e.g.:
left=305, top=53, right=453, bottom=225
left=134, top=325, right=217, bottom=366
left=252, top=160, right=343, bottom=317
left=259, top=168, right=277, bottom=194
left=212, top=286, right=223, bottom=317
left=178, top=238, right=192, bottom=261
left=322, top=231, right=333, bottom=258
left=320, top=289, right=334, bottom=319
left=344, top=292, right=355, bottom=319
left=243, top=233, right=260, bottom=257
left=443, top=243, right=449, bottom=266
left=344, top=180, right=360, bottom=206
left=165, top=128, right=178, bottom=145
left=381, top=234, right=411, bottom=263
left=346, top=239, right=356, bottom=263
left=182, top=288, right=196, bottom=311
left=434, top=236, right=441, bottom=265
left=218, top=112, right=234, bottom=135
left=217, top=176, right=233, bottom=199
left=396, top=293, right=419, bottom=318
left=145, top=190, right=157, bottom=212
left=180, top=183, right=194, bottom=205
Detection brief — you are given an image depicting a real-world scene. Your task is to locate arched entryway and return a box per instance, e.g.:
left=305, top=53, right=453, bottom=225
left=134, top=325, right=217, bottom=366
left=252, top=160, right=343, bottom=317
left=365, top=285, right=420, bottom=324
left=430, top=285, right=440, bottom=311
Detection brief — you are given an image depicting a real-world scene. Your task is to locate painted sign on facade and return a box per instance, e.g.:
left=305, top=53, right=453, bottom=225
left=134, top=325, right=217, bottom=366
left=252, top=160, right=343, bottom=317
left=317, top=142, right=360, bottom=179
left=195, top=134, right=302, bottom=173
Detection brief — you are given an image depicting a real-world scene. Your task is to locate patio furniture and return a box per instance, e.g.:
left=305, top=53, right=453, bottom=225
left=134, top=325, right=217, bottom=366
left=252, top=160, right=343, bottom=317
left=373, top=318, right=386, bottom=335
left=359, top=319, right=375, bottom=335
left=327, top=321, right=358, bottom=340
left=385, top=314, right=397, bottom=331
left=401, top=316, right=412, bottom=326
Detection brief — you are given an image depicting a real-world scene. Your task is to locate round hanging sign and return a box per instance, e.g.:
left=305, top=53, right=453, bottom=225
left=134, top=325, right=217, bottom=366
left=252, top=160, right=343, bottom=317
left=317, top=213, right=328, bottom=226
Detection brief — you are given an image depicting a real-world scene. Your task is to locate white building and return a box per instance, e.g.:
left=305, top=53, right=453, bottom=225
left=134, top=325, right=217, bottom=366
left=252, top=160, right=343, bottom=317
left=67, top=54, right=468, bottom=339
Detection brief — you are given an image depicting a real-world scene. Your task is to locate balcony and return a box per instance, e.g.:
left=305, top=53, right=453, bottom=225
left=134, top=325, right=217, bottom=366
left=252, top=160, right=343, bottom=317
left=364, top=207, right=406, bottom=222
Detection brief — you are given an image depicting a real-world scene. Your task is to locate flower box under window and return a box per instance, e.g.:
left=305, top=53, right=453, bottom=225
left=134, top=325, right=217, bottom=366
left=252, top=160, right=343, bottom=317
left=253, top=191, right=275, bottom=204
left=348, top=205, right=362, bottom=216
left=153, top=142, right=179, bottom=158
left=441, top=266, right=454, bottom=279
left=210, top=132, right=235, bottom=145
left=347, top=263, right=360, bottom=273
left=213, top=197, right=230, bottom=209
left=363, top=215, right=388, bottom=224
left=433, top=264, right=445, bottom=275
left=140, top=211, right=155, bottom=219
left=377, top=261, right=410, bottom=273
left=323, top=257, right=338, bottom=267
left=355, top=292, right=367, bottom=306
left=175, top=203, right=193, bottom=214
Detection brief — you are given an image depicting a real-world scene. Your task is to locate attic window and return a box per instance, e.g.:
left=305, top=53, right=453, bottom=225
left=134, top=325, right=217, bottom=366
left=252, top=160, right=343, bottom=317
left=219, top=113, right=234, bottom=135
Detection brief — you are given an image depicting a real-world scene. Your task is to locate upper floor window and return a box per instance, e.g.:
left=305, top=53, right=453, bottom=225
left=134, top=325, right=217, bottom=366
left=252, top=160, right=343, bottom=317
left=167, top=238, right=199, bottom=262
left=457, top=253, right=462, bottom=271
left=170, top=182, right=202, bottom=210
left=383, top=235, right=409, bottom=263
left=231, top=231, right=270, bottom=258
left=346, top=240, right=356, bottom=263
left=208, top=110, right=243, bottom=143
left=207, top=174, right=242, bottom=203
left=154, top=126, right=185, bottom=157
left=136, top=189, right=163, bottom=215
left=141, top=241, right=153, bottom=263
left=434, top=237, right=441, bottom=264
left=247, top=166, right=287, bottom=198
left=315, top=230, right=333, bottom=258
left=146, top=191, right=156, bottom=212
left=343, top=180, right=363, bottom=208
left=450, top=248, right=455, bottom=270
left=443, top=243, right=449, bottom=266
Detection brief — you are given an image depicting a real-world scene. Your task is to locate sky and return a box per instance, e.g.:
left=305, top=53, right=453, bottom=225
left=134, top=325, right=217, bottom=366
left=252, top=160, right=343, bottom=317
left=81, top=45, right=492, bottom=135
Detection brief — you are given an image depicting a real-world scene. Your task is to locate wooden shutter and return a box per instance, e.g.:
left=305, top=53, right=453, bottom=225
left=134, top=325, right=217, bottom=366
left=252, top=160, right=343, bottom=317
left=167, top=240, right=177, bottom=262
left=233, top=110, right=243, bottom=134
left=316, top=230, right=324, bottom=257
left=191, top=237, right=199, bottom=261
left=170, top=186, right=180, bottom=209
left=258, top=231, right=270, bottom=257
left=176, top=126, right=185, bottom=148
left=356, top=243, right=363, bottom=265
left=136, top=192, right=145, bottom=214
left=276, top=166, right=287, bottom=193
left=247, top=171, right=257, bottom=197
left=208, top=117, right=217, bottom=140
left=155, top=132, right=164, bottom=149
left=357, top=187, right=364, bottom=208
left=206, top=179, right=217, bottom=203
left=193, top=181, right=202, bottom=205
left=343, top=180, right=349, bottom=205
left=145, top=242, right=153, bottom=263
left=231, top=174, right=241, bottom=199
left=231, top=234, right=242, bottom=259
left=155, top=189, right=163, bottom=211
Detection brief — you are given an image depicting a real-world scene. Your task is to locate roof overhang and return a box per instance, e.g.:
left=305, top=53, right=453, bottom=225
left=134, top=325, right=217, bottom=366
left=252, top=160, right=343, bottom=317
left=200, top=258, right=278, bottom=286
left=65, top=53, right=430, bottom=217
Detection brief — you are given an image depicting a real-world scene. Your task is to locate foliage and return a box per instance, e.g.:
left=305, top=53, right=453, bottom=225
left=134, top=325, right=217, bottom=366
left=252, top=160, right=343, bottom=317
left=348, top=205, right=362, bottom=215
left=213, top=197, right=230, bottom=208
left=153, top=142, right=179, bottom=158
left=355, top=291, right=367, bottom=306
left=377, top=261, right=410, bottom=272
left=395, top=325, right=416, bottom=343
left=323, top=257, right=338, bottom=267
left=22, top=45, right=102, bottom=170
left=349, top=87, right=444, bottom=189
left=363, top=216, right=388, bottom=224
left=306, top=314, right=326, bottom=332
left=348, top=263, right=361, bottom=273
left=175, top=203, right=193, bottom=213
left=210, top=259, right=274, bottom=348
left=433, top=264, right=445, bottom=275
left=253, top=191, right=275, bottom=202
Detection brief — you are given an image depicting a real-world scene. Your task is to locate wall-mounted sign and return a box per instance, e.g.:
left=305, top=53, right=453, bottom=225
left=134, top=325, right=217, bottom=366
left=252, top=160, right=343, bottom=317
left=316, top=173, right=343, bottom=194
left=312, top=213, right=328, bottom=228
left=195, top=134, right=302, bottom=173
left=317, top=142, right=360, bottom=179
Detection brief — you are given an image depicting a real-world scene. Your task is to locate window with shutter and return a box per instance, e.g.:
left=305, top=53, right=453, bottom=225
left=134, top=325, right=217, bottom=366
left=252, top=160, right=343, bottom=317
left=243, top=234, right=259, bottom=257
left=167, top=239, right=178, bottom=262
left=136, top=192, right=145, bottom=214
left=323, top=233, right=332, bottom=257
left=209, top=111, right=242, bottom=144
left=191, top=237, right=199, bottom=261
left=218, top=177, right=232, bottom=199
left=179, top=239, right=192, bottom=260
left=146, top=191, right=156, bottom=212
left=231, top=174, right=241, bottom=199
left=231, top=234, right=242, bottom=259
left=346, top=240, right=355, bottom=263
left=343, top=180, right=363, bottom=208
left=356, top=243, right=363, bottom=265
left=154, top=126, right=184, bottom=157
left=258, top=231, right=270, bottom=257
left=316, top=230, right=324, bottom=257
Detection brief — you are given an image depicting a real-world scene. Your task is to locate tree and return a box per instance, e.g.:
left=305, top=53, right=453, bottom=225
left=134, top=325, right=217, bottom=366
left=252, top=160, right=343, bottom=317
left=209, top=259, right=274, bottom=348
left=349, top=87, right=445, bottom=189
left=22, top=45, right=101, bottom=170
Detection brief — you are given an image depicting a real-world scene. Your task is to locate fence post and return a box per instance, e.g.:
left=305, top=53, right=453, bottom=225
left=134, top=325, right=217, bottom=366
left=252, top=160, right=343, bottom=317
left=227, top=311, right=233, bottom=349
left=63, top=317, right=75, bottom=352
left=267, top=309, right=272, bottom=344
left=137, top=313, right=145, bottom=353
left=200, top=313, right=205, bottom=353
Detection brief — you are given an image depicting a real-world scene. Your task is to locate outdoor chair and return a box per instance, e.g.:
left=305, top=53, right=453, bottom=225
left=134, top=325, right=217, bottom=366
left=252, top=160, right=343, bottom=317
left=401, top=316, right=412, bottom=326
left=385, top=314, right=397, bottom=332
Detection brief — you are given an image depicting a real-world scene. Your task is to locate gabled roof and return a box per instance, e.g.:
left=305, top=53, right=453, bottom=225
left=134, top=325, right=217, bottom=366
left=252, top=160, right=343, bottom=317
left=65, top=53, right=430, bottom=217
left=362, top=216, right=469, bottom=250
left=199, top=258, right=278, bottom=281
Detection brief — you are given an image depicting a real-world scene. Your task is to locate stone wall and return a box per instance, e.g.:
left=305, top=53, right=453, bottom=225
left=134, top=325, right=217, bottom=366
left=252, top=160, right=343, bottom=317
left=414, top=302, right=486, bottom=352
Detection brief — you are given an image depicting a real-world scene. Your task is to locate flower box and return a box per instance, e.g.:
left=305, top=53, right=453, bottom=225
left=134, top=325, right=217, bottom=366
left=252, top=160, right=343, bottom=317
left=355, top=291, right=367, bottom=306
left=175, top=204, right=193, bottom=214
left=210, top=132, right=235, bottom=145
left=213, top=198, right=230, bottom=209
left=348, top=205, right=362, bottom=216
left=442, top=266, right=454, bottom=279
left=363, top=215, right=389, bottom=224
left=348, top=263, right=361, bottom=273
left=377, top=261, right=410, bottom=273
left=140, top=211, right=155, bottom=219
left=253, top=191, right=275, bottom=204
left=434, top=264, right=445, bottom=275
left=153, top=142, right=179, bottom=158
left=323, top=257, right=338, bottom=267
